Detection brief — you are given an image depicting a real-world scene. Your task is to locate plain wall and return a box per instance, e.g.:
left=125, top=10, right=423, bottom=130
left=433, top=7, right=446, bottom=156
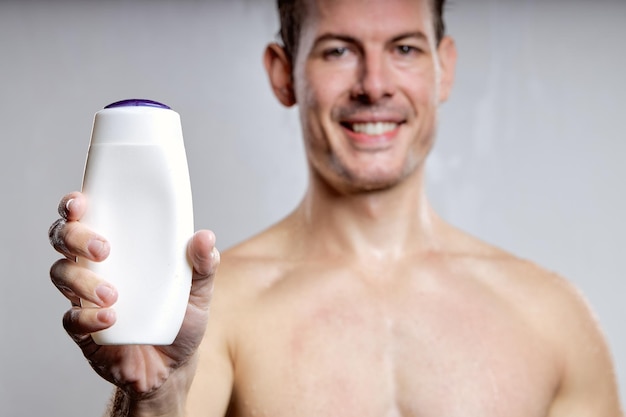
left=1, top=1, right=623, bottom=415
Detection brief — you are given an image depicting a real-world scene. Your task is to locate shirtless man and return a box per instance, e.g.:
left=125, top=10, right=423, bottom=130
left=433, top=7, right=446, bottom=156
left=49, top=0, right=623, bottom=416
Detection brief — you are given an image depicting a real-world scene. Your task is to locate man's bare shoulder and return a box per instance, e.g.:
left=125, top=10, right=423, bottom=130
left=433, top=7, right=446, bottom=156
left=447, top=227, right=622, bottom=413
left=447, top=228, right=597, bottom=326
left=214, top=219, right=299, bottom=299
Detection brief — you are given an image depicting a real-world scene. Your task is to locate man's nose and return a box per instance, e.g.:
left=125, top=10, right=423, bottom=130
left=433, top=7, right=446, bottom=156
left=351, top=53, right=395, bottom=103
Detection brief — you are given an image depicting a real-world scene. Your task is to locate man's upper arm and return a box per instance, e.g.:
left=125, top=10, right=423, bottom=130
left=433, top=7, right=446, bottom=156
left=186, top=334, right=234, bottom=417
left=547, top=280, right=622, bottom=416
left=186, top=268, right=237, bottom=417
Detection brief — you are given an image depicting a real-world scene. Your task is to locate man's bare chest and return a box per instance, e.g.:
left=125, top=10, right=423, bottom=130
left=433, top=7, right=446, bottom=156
left=226, top=266, right=559, bottom=417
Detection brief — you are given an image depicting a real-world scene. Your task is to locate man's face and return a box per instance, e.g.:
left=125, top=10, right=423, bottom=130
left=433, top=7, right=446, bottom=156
left=291, top=0, right=455, bottom=193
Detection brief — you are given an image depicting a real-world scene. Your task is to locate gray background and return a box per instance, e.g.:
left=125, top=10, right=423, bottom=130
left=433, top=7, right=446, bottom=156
left=1, top=0, right=624, bottom=415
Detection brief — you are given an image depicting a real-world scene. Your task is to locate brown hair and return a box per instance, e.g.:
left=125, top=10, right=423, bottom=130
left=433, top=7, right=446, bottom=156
left=277, top=0, right=447, bottom=62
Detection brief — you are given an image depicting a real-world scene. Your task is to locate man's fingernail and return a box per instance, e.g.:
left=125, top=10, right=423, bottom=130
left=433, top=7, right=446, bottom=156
left=65, top=198, right=74, bottom=213
left=95, top=285, right=116, bottom=305
left=88, top=238, right=109, bottom=258
left=97, top=309, right=116, bottom=324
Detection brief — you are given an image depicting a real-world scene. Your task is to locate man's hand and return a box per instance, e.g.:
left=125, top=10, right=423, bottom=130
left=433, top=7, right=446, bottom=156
left=49, top=191, right=219, bottom=414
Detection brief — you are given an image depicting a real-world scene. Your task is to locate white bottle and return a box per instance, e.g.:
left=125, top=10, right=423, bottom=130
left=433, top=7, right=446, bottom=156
left=79, top=99, right=194, bottom=345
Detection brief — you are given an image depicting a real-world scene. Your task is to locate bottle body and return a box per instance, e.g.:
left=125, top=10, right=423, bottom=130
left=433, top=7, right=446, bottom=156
left=79, top=101, right=193, bottom=345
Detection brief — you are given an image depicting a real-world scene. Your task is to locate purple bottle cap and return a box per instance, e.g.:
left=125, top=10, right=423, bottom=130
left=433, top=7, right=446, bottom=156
left=104, top=99, right=171, bottom=110
left=93, top=99, right=180, bottom=145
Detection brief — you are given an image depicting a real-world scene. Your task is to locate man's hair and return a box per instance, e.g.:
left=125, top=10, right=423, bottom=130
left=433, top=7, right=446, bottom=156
left=277, top=0, right=447, bottom=62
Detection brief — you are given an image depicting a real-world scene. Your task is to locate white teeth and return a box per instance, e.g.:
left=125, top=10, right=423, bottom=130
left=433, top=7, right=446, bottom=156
left=351, top=122, right=398, bottom=135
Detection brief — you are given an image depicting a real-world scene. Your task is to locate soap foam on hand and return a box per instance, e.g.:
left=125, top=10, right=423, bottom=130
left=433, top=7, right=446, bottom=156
left=78, top=99, right=194, bottom=345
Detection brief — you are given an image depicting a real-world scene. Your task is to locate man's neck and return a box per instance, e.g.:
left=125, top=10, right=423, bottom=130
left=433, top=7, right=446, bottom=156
left=292, top=168, right=445, bottom=261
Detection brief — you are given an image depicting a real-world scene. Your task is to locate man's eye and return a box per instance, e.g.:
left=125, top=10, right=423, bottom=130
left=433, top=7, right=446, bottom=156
left=396, top=45, right=420, bottom=55
left=324, top=47, right=348, bottom=58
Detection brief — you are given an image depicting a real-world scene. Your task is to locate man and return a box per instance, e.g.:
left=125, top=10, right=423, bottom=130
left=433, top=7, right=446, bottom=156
left=49, top=0, right=623, bottom=416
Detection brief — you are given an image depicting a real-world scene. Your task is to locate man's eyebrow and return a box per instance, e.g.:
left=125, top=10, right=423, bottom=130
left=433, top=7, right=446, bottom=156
left=313, top=33, right=359, bottom=46
left=390, top=31, right=429, bottom=43
left=312, top=31, right=429, bottom=46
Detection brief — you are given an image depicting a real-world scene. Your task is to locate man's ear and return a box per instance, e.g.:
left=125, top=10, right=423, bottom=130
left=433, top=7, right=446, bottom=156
left=437, top=36, right=457, bottom=103
left=264, top=43, right=296, bottom=107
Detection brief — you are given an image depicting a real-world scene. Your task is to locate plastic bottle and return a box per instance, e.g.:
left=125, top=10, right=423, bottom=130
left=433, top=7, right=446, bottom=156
left=78, top=99, right=194, bottom=345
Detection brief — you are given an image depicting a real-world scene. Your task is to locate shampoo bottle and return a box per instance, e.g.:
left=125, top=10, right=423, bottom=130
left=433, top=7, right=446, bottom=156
left=78, top=99, right=194, bottom=345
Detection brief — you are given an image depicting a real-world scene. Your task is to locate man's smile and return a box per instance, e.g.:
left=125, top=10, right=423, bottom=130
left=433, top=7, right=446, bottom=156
left=343, top=121, right=400, bottom=135
left=339, top=120, right=403, bottom=146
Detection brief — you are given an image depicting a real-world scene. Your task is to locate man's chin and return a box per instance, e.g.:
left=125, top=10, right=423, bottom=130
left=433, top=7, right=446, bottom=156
left=334, top=171, right=409, bottom=194
left=317, top=154, right=419, bottom=194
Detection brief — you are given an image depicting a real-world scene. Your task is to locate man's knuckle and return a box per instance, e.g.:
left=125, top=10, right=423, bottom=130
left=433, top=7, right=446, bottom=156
left=48, top=218, right=64, bottom=243
left=49, top=218, right=75, bottom=257
left=62, top=308, right=80, bottom=332
left=57, top=197, right=68, bottom=218
left=49, top=259, right=66, bottom=282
